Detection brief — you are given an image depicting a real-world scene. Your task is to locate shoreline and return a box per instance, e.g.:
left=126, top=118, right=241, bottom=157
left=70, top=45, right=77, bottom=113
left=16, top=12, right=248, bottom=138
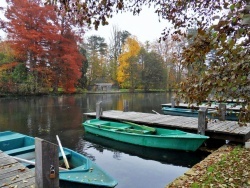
left=166, top=144, right=250, bottom=187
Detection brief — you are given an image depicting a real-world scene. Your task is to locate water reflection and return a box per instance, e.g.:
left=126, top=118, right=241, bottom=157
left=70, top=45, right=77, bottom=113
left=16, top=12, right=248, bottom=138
left=0, top=93, right=207, bottom=188
left=83, top=132, right=209, bottom=168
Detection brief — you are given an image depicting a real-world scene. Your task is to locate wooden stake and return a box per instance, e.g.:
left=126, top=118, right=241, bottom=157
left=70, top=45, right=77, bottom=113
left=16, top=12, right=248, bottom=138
left=123, top=100, right=129, bottom=112
left=96, top=101, right=102, bottom=119
left=198, top=107, right=207, bottom=135
left=35, top=137, right=59, bottom=188
left=219, top=103, right=226, bottom=121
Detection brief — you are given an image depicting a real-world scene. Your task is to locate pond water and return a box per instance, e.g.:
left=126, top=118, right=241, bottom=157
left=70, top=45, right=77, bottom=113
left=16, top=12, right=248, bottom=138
left=0, top=93, right=209, bottom=188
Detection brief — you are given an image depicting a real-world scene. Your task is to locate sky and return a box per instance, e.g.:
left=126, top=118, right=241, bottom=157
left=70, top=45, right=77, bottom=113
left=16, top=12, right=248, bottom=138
left=0, top=1, right=170, bottom=43
left=85, top=7, right=171, bottom=44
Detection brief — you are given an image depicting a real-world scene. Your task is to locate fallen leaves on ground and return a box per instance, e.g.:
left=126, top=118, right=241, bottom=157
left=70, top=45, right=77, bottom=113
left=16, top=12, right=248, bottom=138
left=167, top=145, right=250, bottom=188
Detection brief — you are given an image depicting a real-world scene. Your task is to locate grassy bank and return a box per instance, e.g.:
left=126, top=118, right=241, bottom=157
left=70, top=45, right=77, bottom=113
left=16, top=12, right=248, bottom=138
left=167, top=145, right=250, bottom=188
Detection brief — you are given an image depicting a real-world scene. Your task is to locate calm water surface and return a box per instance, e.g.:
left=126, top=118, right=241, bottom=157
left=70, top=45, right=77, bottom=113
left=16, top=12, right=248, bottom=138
left=0, top=93, right=208, bottom=188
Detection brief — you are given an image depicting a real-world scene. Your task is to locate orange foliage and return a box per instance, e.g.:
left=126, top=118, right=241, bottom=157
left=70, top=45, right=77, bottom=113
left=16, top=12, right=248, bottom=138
left=0, top=62, right=18, bottom=71
left=4, top=0, right=84, bottom=93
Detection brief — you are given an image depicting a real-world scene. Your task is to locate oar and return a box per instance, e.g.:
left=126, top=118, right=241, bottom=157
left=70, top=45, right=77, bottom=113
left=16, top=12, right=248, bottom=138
left=152, top=110, right=160, bottom=115
left=12, top=156, right=68, bottom=171
left=56, top=135, right=70, bottom=169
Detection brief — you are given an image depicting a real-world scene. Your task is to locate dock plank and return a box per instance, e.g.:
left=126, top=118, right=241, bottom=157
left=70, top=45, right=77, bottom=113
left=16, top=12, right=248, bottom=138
left=0, top=151, right=35, bottom=187
left=84, top=110, right=250, bottom=143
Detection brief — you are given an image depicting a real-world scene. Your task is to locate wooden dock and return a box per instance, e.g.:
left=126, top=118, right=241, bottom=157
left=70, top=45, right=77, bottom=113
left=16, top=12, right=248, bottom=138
left=0, top=150, right=35, bottom=188
left=84, top=110, right=250, bottom=143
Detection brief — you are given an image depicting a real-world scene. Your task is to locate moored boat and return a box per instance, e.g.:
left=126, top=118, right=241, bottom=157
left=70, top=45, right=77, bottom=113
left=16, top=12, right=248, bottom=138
left=82, top=119, right=209, bottom=151
left=0, top=131, right=118, bottom=187
left=161, top=107, right=238, bottom=121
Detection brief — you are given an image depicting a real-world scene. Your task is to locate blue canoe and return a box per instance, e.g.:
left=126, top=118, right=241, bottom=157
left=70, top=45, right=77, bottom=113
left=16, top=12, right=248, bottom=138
left=161, top=107, right=238, bottom=121
left=0, top=131, right=117, bottom=187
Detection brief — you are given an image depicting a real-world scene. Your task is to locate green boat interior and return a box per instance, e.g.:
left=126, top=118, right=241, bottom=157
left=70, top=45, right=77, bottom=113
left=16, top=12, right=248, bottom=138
left=88, top=120, right=156, bottom=134
left=86, top=119, right=192, bottom=136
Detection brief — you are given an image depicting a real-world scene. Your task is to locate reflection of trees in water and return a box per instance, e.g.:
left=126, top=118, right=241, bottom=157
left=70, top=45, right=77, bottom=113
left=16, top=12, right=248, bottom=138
left=113, top=151, right=121, bottom=160
left=79, top=133, right=123, bottom=161
left=85, top=93, right=172, bottom=114
left=84, top=133, right=210, bottom=168
left=75, top=137, right=96, bottom=161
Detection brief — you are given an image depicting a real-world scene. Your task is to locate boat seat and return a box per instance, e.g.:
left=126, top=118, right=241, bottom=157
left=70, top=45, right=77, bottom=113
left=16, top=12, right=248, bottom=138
left=6, top=145, right=71, bottom=159
left=116, top=128, right=152, bottom=134
left=8, top=149, right=71, bottom=168
left=0, top=133, right=26, bottom=142
left=5, top=145, right=35, bottom=155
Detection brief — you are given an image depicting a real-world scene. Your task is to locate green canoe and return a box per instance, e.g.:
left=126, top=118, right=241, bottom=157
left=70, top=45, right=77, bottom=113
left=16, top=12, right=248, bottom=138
left=82, top=119, right=209, bottom=151
left=0, top=131, right=118, bottom=187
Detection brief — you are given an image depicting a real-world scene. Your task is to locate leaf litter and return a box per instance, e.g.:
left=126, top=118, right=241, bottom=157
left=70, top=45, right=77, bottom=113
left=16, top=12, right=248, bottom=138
left=167, top=145, right=250, bottom=188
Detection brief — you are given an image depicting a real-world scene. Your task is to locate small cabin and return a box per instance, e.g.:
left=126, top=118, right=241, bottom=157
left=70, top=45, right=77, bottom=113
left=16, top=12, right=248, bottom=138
left=94, top=83, right=113, bottom=91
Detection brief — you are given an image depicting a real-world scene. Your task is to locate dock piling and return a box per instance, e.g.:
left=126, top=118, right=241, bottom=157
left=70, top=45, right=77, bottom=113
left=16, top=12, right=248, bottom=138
left=198, top=107, right=207, bottom=135
left=35, top=137, right=59, bottom=188
left=171, top=97, right=175, bottom=108
left=96, top=101, right=103, bottom=119
left=219, top=103, right=226, bottom=121
left=123, top=100, right=129, bottom=112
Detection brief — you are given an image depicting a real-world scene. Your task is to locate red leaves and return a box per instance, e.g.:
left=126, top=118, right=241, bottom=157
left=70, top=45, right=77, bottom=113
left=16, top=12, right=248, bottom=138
left=4, top=0, right=84, bottom=93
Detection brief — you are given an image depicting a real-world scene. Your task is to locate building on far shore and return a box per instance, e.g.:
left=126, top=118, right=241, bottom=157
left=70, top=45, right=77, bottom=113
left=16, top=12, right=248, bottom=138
left=93, top=83, right=113, bottom=91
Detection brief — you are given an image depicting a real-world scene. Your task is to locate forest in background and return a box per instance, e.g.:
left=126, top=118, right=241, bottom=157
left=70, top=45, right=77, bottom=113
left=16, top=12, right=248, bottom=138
left=0, top=0, right=249, bottom=122
left=0, top=0, right=186, bottom=95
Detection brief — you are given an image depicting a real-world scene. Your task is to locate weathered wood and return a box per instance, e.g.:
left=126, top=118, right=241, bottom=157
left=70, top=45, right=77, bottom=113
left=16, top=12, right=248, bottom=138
left=171, top=97, right=175, bottom=108
left=84, top=110, right=250, bottom=143
left=0, top=151, right=35, bottom=187
left=123, top=100, right=129, bottom=112
left=219, top=103, right=226, bottom=121
left=96, top=101, right=103, bottom=119
left=35, top=137, right=59, bottom=188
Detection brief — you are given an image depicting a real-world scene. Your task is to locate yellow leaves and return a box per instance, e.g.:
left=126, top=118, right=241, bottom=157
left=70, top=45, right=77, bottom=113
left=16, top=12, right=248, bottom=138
left=122, top=37, right=140, bottom=56
left=117, top=37, right=141, bottom=86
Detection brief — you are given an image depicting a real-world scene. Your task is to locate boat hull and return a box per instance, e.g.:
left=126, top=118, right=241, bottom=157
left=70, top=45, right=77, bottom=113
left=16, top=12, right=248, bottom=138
left=83, top=119, right=209, bottom=151
left=0, top=131, right=117, bottom=187
left=161, top=107, right=238, bottom=121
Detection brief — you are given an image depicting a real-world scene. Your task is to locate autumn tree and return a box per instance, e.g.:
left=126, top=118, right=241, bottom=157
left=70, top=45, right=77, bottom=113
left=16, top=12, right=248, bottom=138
left=2, top=0, right=84, bottom=93
left=0, top=41, right=15, bottom=65
left=0, top=41, right=22, bottom=93
left=169, top=35, right=186, bottom=85
left=140, top=48, right=166, bottom=91
left=48, top=0, right=250, bottom=122
left=151, top=35, right=186, bottom=91
left=109, top=25, right=130, bottom=85
left=117, top=36, right=141, bottom=91
left=77, top=46, right=88, bottom=89
left=85, top=35, right=108, bottom=86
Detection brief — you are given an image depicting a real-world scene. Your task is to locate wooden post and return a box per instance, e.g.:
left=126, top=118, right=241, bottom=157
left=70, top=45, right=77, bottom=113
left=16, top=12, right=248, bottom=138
left=171, top=97, right=175, bottom=108
left=35, top=137, right=59, bottom=188
left=207, top=94, right=211, bottom=103
left=198, top=107, right=207, bottom=135
left=123, top=100, right=129, bottom=112
left=96, top=101, right=102, bottom=119
left=219, top=103, right=226, bottom=121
